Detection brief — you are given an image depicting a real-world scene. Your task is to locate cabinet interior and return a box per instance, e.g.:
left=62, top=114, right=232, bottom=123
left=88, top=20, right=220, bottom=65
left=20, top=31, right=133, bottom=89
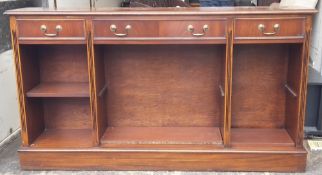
left=231, top=43, right=303, bottom=147
left=19, top=45, right=92, bottom=148
left=18, top=43, right=303, bottom=149
left=94, top=45, right=226, bottom=148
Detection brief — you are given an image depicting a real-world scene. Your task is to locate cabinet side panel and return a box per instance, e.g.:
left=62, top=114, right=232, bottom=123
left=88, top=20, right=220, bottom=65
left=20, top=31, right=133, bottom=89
left=297, top=16, right=313, bottom=146
left=285, top=44, right=302, bottom=143
left=10, top=16, right=44, bottom=146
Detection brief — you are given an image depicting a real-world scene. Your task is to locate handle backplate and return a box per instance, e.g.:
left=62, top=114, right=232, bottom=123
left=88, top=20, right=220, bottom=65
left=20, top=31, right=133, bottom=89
left=40, top=25, right=63, bottom=37
left=187, top=24, right=209, bottom=37
left=258, top=24, right=280, bottom=36
left=110, top=24, right=132, bottom=37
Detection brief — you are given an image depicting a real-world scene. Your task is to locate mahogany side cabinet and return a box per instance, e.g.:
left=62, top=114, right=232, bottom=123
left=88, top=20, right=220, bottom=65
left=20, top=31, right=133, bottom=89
left=5, top=7, right=317, bottom=172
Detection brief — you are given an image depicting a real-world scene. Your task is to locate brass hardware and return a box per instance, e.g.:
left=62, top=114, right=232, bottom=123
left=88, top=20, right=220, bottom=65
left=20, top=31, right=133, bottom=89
left=110, top=24, right=132, bottom=37
left=258, top=24, right=280, bottom=36
left=40, top=25, right=63, bottom=37
left=187, top=24, right=209, bottom=37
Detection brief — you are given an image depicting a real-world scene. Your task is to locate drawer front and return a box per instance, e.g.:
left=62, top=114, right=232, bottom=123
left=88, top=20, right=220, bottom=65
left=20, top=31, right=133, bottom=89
left=93, top=20, right=158, bottom=38
left=159, top=20, right=226, bottom=38
left=234, top=18, right=305, bottom=38
left=17, top=19, right=86, bottom=41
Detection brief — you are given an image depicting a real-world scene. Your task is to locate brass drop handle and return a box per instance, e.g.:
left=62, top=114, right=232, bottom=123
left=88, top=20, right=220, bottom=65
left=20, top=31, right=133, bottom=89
left=258, top=24, right=280, bottom=36
left=110, top=24, right=132, bottom=37
left=187, top=24, right=209, bottom=37
left=40, top=25, right=63, bottom=37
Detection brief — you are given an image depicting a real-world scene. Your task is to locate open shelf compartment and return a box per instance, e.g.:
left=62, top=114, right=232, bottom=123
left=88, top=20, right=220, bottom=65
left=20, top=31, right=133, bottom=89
left=20, top=45, right=90, bottom=98
left=231, top=43, right=304, bottom=148
left=18, top=44, right=93, bottom=148
left=94, top=44, right=226, bottom=149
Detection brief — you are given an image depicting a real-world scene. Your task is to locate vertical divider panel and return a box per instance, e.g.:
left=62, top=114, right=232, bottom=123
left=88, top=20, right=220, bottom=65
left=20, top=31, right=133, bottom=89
left=86, top=19, right=107, bottom=146
left=222, top=18, right=234, bottom=147
left=86, top=19, right=98, bottom=146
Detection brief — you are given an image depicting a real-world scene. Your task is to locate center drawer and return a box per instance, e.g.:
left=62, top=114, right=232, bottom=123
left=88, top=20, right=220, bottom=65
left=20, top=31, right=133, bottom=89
left=93, top=19, right=227, bottom=43
left=93, top=20, right=158, bottom=39
left=159, top=20, right=226, bottom=38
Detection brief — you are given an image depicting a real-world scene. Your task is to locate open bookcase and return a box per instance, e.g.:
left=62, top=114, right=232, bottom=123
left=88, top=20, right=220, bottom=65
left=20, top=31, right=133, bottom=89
left=17, top=45, right=92, bottom=148
left=7, top=7, right=316, bottom=172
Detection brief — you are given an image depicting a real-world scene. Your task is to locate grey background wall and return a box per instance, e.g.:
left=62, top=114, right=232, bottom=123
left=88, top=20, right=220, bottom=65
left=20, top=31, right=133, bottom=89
left=0, top=0, right=39, bottom=145
left=46, top=0, right=122, bottom=8
left=311, top=1, right=322, bottom=73
left=0, top=0, right=36, bottom=53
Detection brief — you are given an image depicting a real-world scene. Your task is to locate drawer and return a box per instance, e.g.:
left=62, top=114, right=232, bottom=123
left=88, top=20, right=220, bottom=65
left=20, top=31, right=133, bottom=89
left=93, top=20, right=158, bottom=38
left=234, top=18, right=305, bottom=39
left=16, top=19, right=86, bottom=42
left=159, top=20, right=226, bottom=38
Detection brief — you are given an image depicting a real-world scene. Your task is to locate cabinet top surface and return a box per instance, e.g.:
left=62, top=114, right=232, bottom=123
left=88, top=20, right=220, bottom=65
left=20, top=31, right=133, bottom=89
left=5, top=7, right=317, bottom=16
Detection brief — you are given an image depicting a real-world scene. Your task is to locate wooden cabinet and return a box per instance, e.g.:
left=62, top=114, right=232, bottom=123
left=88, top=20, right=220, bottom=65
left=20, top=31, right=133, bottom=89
left=6, top=7, right=316, bottom=172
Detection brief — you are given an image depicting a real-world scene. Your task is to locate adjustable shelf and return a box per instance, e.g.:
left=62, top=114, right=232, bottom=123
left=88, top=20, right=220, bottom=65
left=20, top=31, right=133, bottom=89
left=26, top=83, right=90, bottom=98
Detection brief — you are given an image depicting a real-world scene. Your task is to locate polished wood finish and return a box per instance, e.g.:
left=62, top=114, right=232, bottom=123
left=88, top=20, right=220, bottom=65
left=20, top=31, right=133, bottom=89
left=6, top=7, right=316, bottom=172
left=18, top=148, right=307, bottom=171
left=5, top=7, right=316, bottom=15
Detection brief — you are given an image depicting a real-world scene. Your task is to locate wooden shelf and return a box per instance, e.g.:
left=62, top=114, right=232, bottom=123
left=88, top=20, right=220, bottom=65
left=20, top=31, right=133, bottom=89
left=31, top=129, right=92, bottom=148
left=26, top=83, right=89, bottom=98
left=101, top=127, right=223, bottom=148
left=231, top=128, right=294, bottom=147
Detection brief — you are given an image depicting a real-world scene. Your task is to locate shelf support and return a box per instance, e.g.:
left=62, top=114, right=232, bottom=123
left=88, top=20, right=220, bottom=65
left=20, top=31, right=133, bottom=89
left=219, top=85, right=225, bottom=97
left=285, top=84, right=297, bottom=97
left=98, top=84, right=107, bottom=97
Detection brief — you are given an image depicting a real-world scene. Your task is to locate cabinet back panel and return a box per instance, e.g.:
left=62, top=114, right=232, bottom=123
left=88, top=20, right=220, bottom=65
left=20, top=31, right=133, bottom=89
left=104, top=45, right=224, bottom=127
left=43, top=98, right=91, bottom=129
left=232, top=44, right=288, bottom=128
left=37, top=45, right=89, bottom=83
